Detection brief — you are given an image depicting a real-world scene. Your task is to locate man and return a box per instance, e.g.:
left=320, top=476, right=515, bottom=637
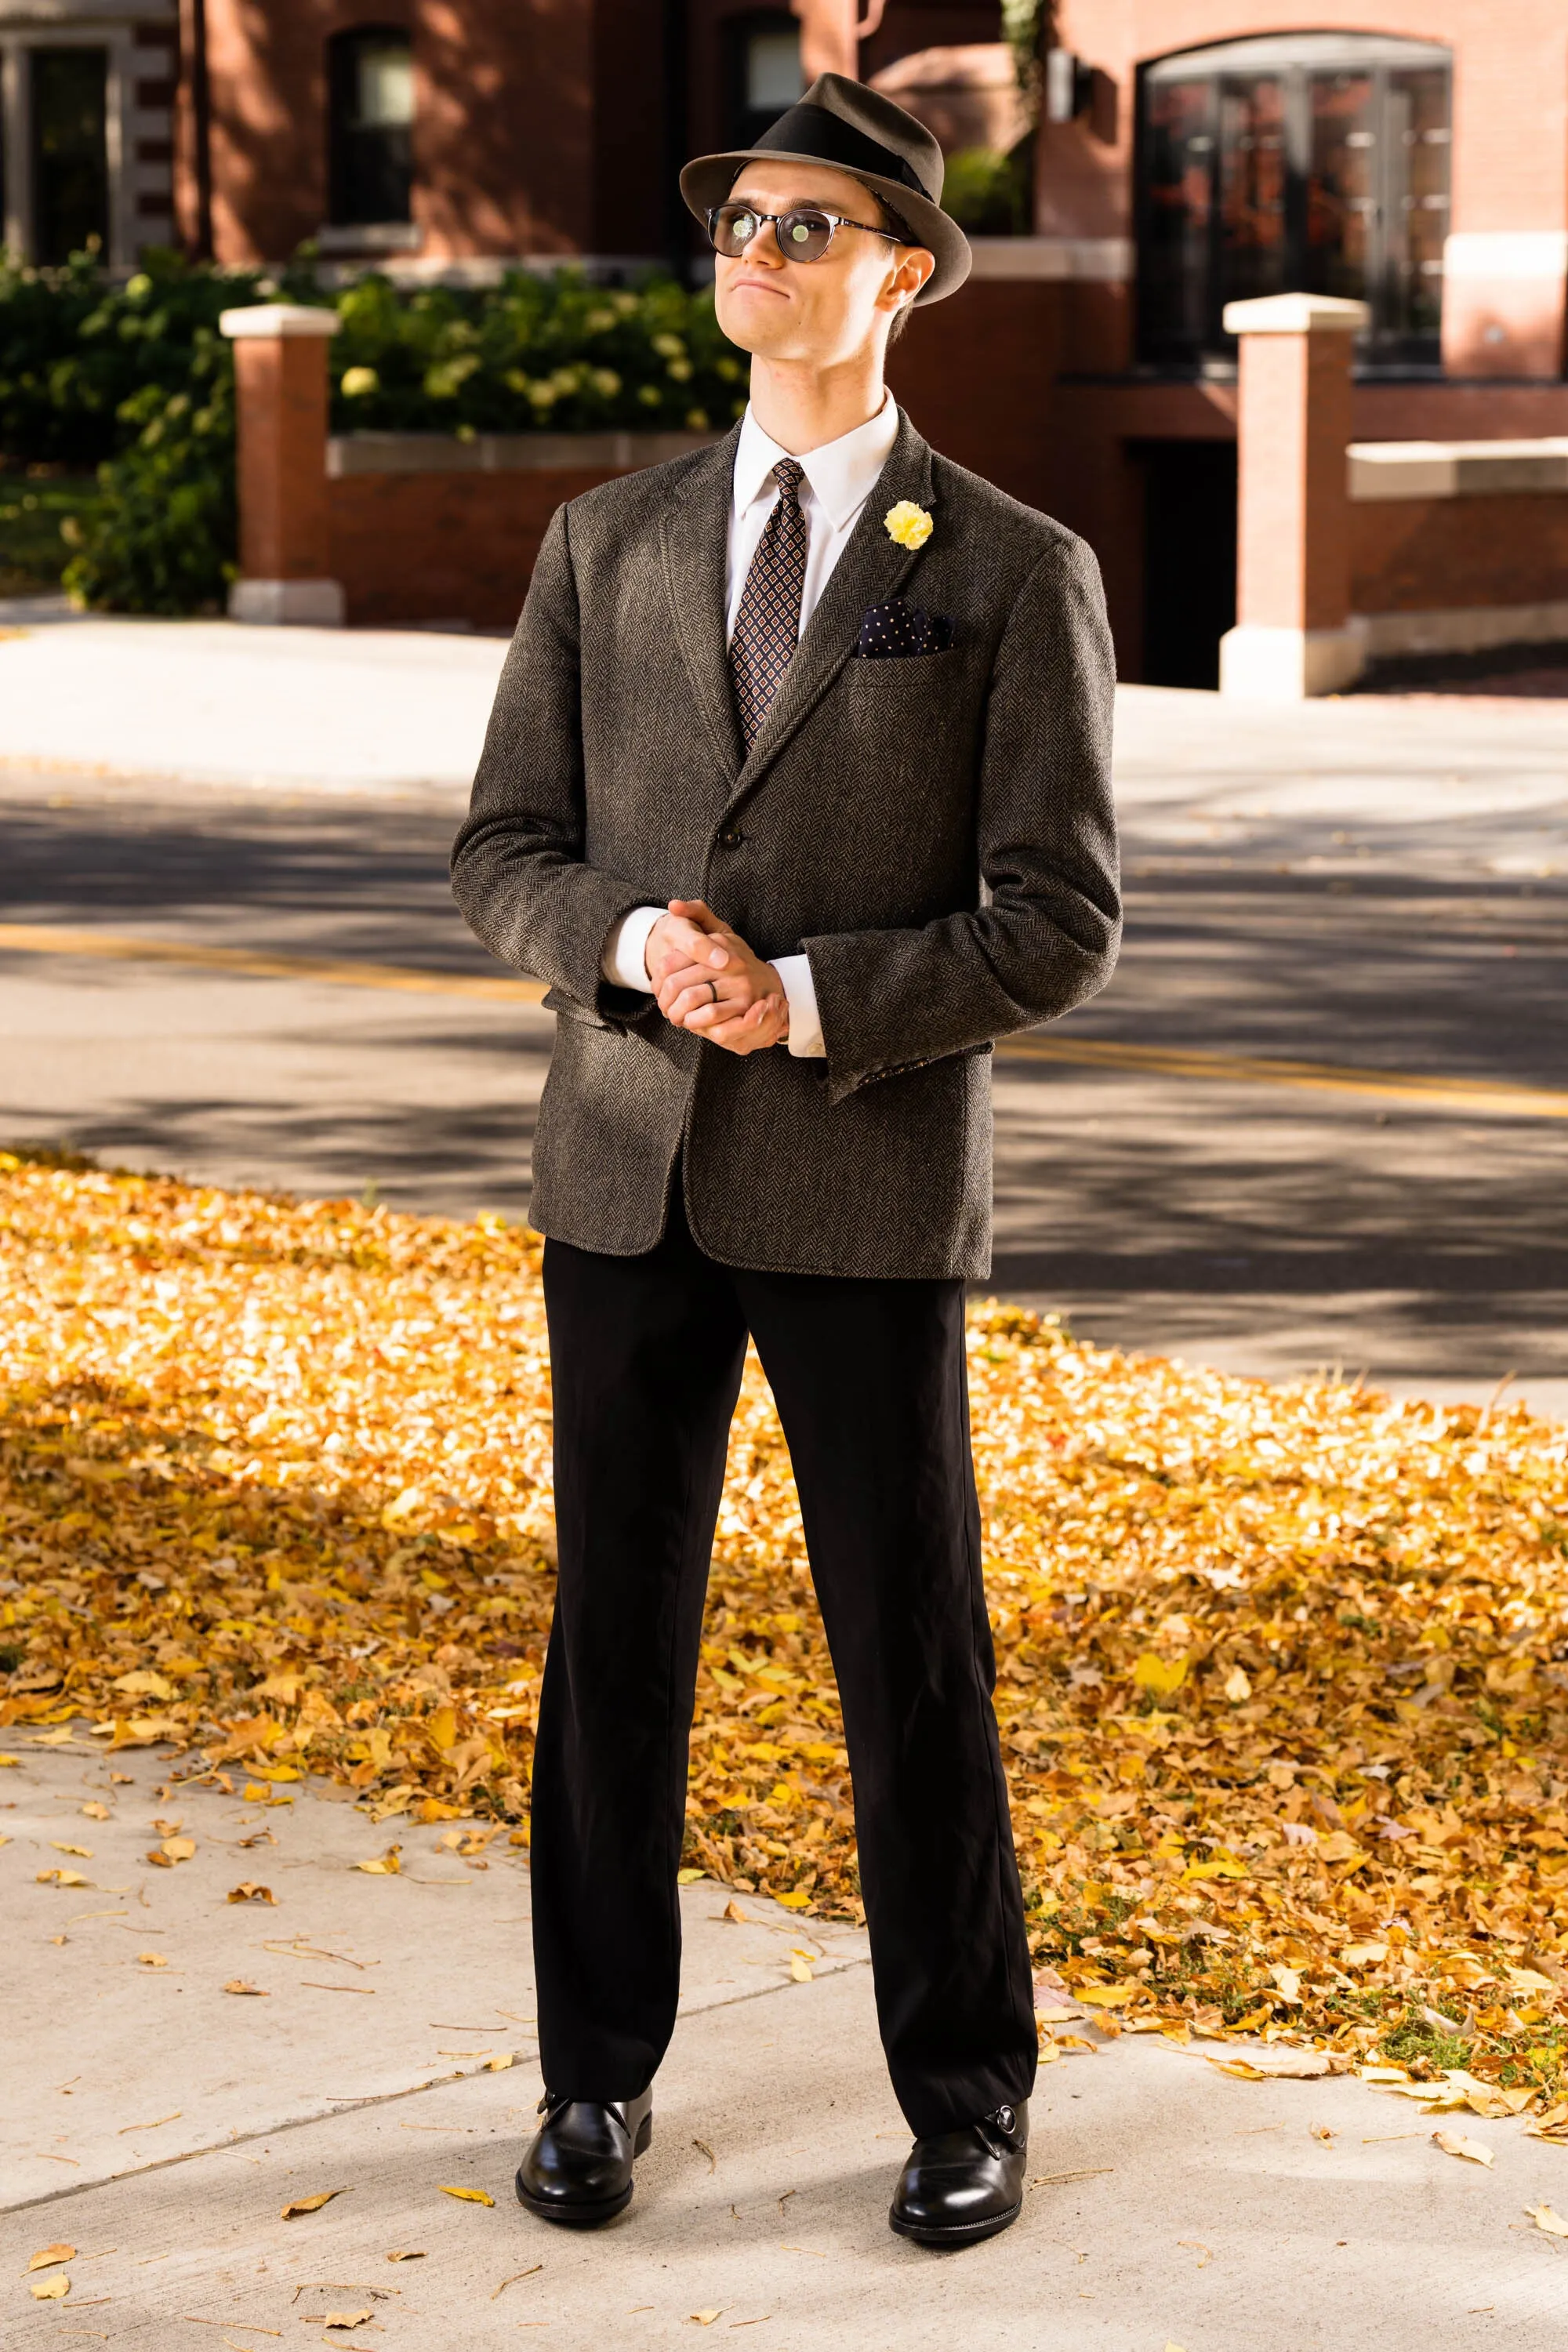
left=452, top=72, right=1119, bottom=2249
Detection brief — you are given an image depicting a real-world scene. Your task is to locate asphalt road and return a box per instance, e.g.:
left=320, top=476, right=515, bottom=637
left=1, top=681, right=1564, bottom=1413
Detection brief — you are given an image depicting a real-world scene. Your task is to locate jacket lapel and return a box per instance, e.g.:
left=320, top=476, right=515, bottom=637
left=726, top=409, right=935, bottom=806
left=659, top=426, right=744, bottom=779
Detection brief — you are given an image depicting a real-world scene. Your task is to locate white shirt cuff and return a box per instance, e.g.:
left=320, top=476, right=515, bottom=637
left=601, top=904, right=664, bottom=992
left=770, top=953, right=825, bottom=1058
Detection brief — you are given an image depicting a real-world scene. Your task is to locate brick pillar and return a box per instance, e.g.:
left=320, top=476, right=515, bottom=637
left=219, top=304, right=343, bottom=626
left=1218, top=292, right=1370, bottom=701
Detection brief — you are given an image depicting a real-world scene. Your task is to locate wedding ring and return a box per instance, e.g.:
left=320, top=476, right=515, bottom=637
left=706, top=979, right=719, bottom=1004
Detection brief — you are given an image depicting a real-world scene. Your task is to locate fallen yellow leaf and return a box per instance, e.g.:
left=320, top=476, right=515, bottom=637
left=1525, top=2202, right=1568, bottom=2238
left=0, top=1752, right=20, bottom=1766
left=1075, top=1981, right=1139, bottom=2009
left=27, top=2245, right=74, bottom=2272
left=324, top=2314, right=375, bottom=2331
left=281, top=2189, right=347, bottom=2218
left=774, top=1890, right=813, bottom=1909
left=689, top=2314, right=723, bottom=2328
left=677, top=1867, right=706, bottom=1884
left=30, top=2274, right=70, bottom=2301
left=356, top=1845, right=402, bottom=1875
left=50, top=1842, right=93, bottom=1858
left=1432, top=2130, right=1494, bottom=2167
left=224, top=1978, right=269, bottom=1996
left=438, top=2185, right=495, bottom=2205
left=1133, top=1652, right=1188, bottom=1696
left=136, top=1951, right=169, bottom=1968
left=227, top=1882, right=276, bottom=1903
left=485, top=2053, right=514, bottom=2071
left=82, top=1802, right=110, bottom=1820
left=721, top=1899, right=749, bottom=1924
left=789, top=1954, right=814, bottom=1984
left=36, top=1867, right=89, bottom=1887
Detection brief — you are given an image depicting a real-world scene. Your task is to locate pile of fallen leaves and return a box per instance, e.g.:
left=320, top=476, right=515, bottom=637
left=4, top=1156, right=1568, bottom=2108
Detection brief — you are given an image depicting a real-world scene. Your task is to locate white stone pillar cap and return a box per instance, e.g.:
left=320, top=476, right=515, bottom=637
left=220, top=303, right=342, bottom=339
left=1223, top=292, right=1370, bottom=335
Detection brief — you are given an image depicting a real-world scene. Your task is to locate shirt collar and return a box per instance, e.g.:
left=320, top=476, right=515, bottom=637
left=733, top=390, right=899, bottom=532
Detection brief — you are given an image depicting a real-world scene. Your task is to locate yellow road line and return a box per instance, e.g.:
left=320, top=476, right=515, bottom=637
left=997, top=1032, right=1568, bottom=1117
left=0, top=922, right=548, bottom=1004
left=2, top=920, right=1563, bottom=1120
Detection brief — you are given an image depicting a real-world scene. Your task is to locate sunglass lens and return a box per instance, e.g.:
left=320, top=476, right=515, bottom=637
left=712, top=205, right=760, bottom=255
left=779, top=210, right=833, bottom=260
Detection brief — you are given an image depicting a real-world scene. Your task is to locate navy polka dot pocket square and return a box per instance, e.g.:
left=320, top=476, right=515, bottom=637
left=855, top=599, right=955, bottom=659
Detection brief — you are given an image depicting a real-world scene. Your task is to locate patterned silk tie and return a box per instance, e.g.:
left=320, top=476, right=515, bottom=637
left=729, top=458, right=808, bottom=752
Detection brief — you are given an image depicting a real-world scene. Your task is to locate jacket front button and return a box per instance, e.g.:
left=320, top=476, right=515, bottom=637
left=717, top=827, right=742, bottom=848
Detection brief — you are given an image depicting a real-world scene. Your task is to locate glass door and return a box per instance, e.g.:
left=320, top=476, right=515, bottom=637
left=1137, top=33, right=1450, bottom=369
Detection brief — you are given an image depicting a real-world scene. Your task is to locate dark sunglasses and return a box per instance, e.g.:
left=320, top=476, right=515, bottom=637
left=706, top=201, right=903, bottom=264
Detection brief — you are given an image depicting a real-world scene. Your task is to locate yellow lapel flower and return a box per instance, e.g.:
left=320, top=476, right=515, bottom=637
left=884, top=499, right=934, bottom=550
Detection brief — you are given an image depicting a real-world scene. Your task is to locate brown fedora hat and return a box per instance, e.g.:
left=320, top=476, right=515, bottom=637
left=680, top=71, right=971, bottom=305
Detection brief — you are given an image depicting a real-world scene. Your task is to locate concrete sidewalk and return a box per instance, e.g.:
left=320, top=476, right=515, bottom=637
left=5, top=1737, right=1566, bottom=2350
left=2, top=603, right=1566, bottom=884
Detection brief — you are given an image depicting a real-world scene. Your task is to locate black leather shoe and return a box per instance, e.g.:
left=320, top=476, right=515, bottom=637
left=888, top=2098, right=1029, bottom=2248
left=515, top=2085, right=654, bottom=2226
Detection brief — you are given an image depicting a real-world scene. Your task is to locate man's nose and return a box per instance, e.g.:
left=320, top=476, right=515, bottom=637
left=748, top=218, right=787, bottom=267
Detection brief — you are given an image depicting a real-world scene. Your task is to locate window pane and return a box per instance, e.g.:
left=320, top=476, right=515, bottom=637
left=1388, top=66, right=1449, bottom=339
left=1140, top=78, right=1213, bottom=361
left=356, top=42, right=413, bottom=129
left=31, top=46, right=109, bottom=266
left=328, top=30, right=413, bottom=225
left=1217, top=76, right=1286, bottom=308
left=746, top=27, right=800, bottom=112
left=1306, top=71, right=1376, bottom=303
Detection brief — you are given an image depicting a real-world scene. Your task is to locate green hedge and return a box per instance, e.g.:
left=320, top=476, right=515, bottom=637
left=2, top=246, right=745, bottom=614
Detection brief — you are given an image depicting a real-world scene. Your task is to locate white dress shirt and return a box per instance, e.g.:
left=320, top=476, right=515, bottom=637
left=601, top=392, right=902, bottom=1058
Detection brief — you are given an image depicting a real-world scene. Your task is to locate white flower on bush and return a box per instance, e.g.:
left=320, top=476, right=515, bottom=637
left=651, top=332, right=685, bottom=360
left=340, top=366, right=379, bottom=398
left=590, top=368, right=622, bottom=398
left=423, top=352, right=481, bottom=399
left=637, top=384, right=662, bottom=408
left=666, top=358, right=693, bottom=382
left=584, top=307, right=617, bottom=335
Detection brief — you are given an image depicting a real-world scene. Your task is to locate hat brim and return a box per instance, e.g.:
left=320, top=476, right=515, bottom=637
left=679, top=151, right=971, bottom=305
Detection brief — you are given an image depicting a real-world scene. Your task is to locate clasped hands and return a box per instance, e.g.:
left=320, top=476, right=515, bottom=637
left=644, top=899, right=789, bottom=1056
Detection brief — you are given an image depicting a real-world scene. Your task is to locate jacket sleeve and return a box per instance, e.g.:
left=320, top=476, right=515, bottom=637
left=449, top=502, right=653, bottom=1019
left=800, top=532, right=1121, bottom=1106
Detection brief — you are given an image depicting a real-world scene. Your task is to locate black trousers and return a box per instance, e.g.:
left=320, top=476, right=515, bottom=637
left=532, top=1184, right=1036, bottom=2138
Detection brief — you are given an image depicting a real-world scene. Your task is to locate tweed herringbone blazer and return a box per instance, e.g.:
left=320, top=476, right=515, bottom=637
left=451, top=410, right=1120, bottom=1279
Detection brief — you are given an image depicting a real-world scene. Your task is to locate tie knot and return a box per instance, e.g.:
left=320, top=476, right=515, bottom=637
left=772, top=459, right=805, bottom=499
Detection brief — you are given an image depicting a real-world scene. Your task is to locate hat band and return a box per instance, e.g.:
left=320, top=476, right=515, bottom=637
left=751, top=103, right=930, bottom=201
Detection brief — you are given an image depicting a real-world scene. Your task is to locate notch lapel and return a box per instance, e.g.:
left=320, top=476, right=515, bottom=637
left=725, top=410, right=935, bottom=808
left=660, top=426, right=744, bottom=779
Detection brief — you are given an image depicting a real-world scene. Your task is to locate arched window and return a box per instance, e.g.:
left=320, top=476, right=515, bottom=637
left=724, top=11, right=803, bottom=152
left=328, top=27, right=414, bottom=227
left=1137, top=31, right=1450, bottom=368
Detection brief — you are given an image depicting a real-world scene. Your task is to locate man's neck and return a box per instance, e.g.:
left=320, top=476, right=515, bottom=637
left=746, top=352, right=888, bottom=456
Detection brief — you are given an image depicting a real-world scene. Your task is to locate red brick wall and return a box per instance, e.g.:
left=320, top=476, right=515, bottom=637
left=1352, top=495, right=1568, bottom=617
left=194, top=0, right=627, bottom=263
left=887, top=277, right=1065, bottom=514
left=327, top=466, right=630, bottom=630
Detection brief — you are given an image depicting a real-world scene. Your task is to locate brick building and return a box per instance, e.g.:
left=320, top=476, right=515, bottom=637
left=2, top=1, right=1564, bottom=678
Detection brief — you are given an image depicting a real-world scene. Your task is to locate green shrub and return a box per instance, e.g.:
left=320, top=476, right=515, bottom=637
left=941, top=147, right=1033, bottom=237
left=4, top=247, right=744, bottom=614
left=61, top=331, right=238, bottom=616
left=326, top=265, right=746, bottom=438
left=0, top=244, right=288, bottom=468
